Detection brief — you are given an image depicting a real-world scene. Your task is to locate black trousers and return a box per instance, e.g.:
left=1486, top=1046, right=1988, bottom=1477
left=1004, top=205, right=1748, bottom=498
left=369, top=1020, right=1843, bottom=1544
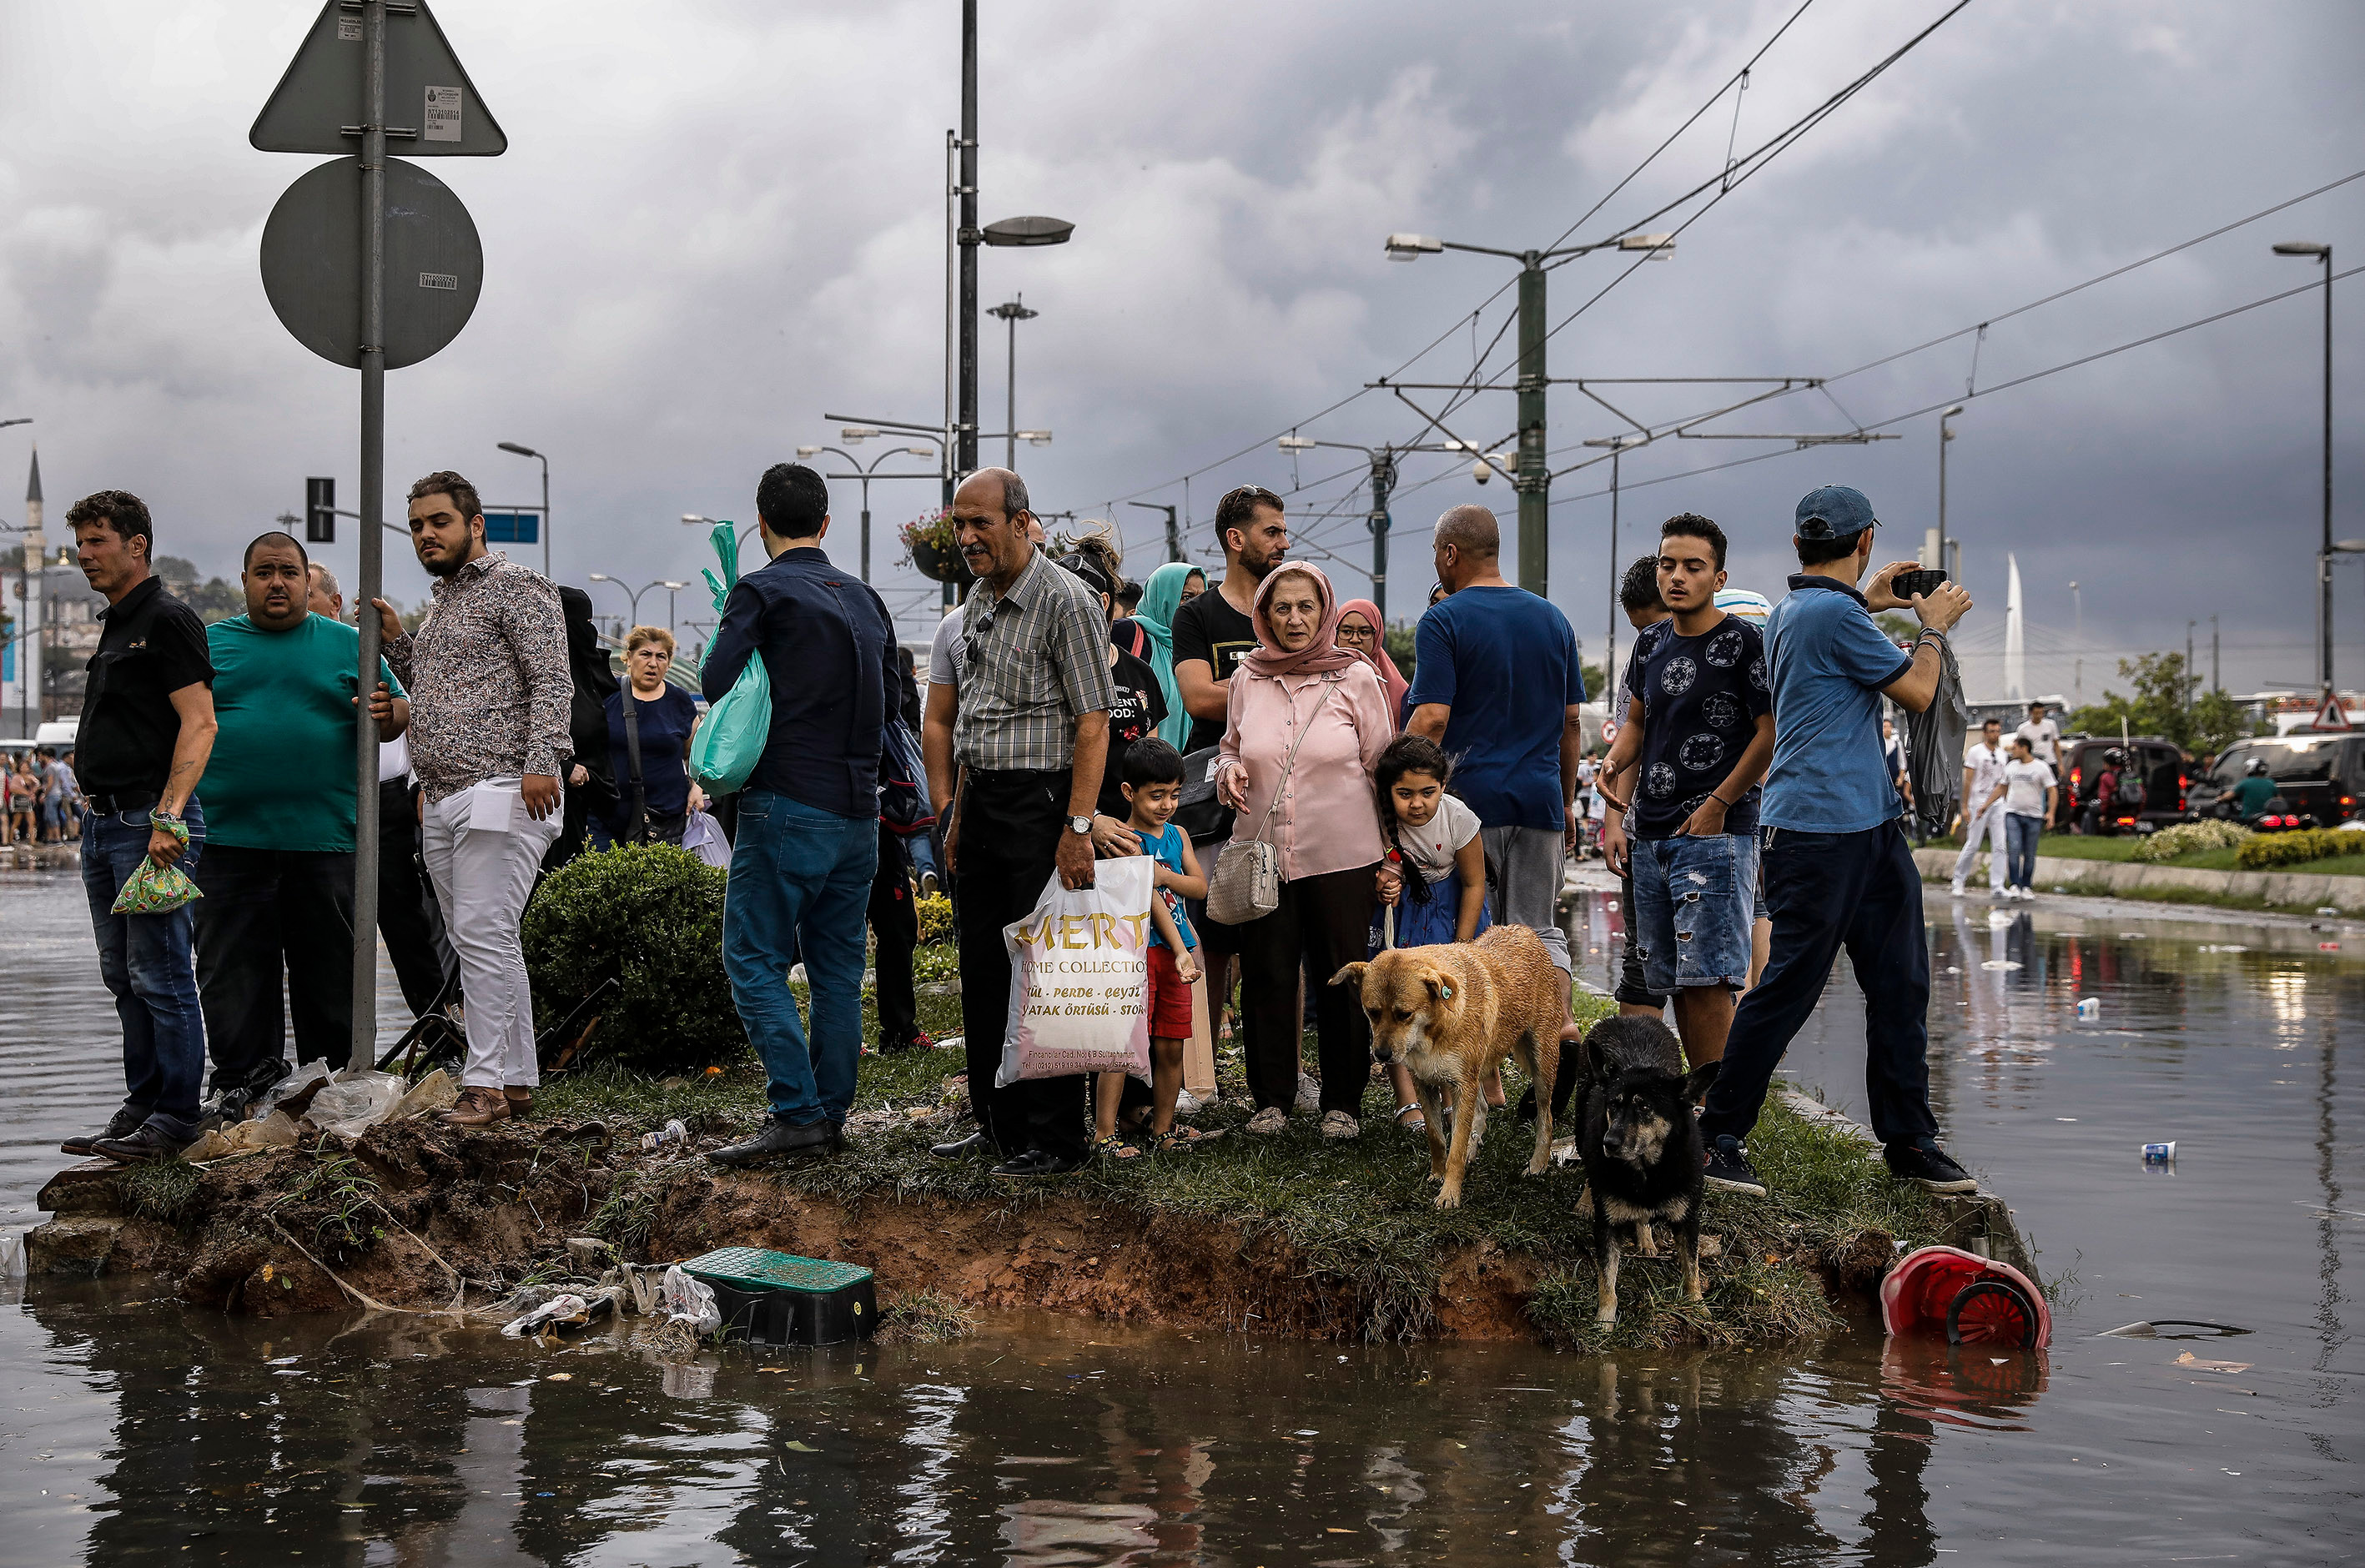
left=378, top=776, right=455, bottom=1020
left=1700, top=820, right=1939, bottom=1150
left=954, top=768, right=1089, bottom=1160
left=870, top=825, right=920, bottom=1047
left=1230, top=862, right=1379, bottom=1116
left=192, top=844, right=355, bottom=1097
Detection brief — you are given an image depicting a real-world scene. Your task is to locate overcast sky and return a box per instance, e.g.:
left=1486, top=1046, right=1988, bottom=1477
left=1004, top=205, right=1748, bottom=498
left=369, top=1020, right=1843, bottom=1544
left=2, top=0, right=2358, bottom=698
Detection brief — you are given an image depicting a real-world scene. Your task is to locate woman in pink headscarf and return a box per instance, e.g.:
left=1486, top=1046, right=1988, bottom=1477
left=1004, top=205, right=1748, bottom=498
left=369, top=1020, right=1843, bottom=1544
left=1210, top=562, right=1394, bottom=1140
left=1336, top=598, right=1407, bottom=723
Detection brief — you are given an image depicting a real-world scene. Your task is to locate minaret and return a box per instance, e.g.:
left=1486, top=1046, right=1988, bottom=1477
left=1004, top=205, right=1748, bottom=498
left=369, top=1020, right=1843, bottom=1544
left=20, top=447, right=40, bottom=734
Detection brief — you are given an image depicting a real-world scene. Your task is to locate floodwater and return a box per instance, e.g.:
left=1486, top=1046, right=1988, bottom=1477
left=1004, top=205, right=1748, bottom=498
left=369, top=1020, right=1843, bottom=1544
left=3, top=869, right=2358, bottom=1565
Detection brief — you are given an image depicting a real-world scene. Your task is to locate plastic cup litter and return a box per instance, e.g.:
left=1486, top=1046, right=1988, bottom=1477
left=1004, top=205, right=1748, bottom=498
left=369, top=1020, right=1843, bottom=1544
left=642, top=1118, right=689, bottom=1153
left=2142, top=1141, right=2176, bottom=1163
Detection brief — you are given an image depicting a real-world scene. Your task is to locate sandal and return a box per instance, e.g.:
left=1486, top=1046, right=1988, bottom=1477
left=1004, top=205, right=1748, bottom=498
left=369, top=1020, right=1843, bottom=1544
left=1154, top=1129, right=1200, bottom=1155
left=1094, top=1132, right=1146, bottom=1161
left=1393, top=1103, right=1427, bottom=1135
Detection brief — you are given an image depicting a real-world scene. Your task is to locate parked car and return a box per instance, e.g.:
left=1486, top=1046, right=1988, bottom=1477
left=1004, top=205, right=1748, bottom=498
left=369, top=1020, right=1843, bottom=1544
left=2061, top=736, right=2186, bottom=832
left=2187, top=734, right=2365, bottom=829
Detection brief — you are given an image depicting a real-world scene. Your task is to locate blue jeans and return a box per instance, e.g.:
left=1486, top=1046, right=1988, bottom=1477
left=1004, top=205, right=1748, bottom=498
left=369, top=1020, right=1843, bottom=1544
left=1628, top=832, right=1759, bottom=993
left=722, top=790, right=878, bottom=1125
left=1701, top=820, right=1939, bottom=1151
left=81, top=799, right=209, bottom=1139
left=2005, top=812, right=2042, bottom=889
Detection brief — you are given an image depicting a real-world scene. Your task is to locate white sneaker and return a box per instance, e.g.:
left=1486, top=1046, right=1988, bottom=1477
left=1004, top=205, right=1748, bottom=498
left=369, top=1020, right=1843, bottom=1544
left=1950, top=882, right=1966, bottom=897
left=1294, top=1073, right=1322, bottom=1115
left=1174, top=1089, right=1201, bottom=1117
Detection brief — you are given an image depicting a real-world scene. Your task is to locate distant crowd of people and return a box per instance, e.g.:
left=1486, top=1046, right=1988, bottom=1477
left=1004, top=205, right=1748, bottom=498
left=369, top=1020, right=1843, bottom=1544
left=56, top=461, right=1983, bottom=1204
left=3, top=745, right=79, bottom=845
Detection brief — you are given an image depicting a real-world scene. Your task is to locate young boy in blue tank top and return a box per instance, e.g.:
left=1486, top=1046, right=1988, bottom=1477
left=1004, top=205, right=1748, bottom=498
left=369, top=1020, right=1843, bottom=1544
left=1092, top=740, right=1207, bottom=1157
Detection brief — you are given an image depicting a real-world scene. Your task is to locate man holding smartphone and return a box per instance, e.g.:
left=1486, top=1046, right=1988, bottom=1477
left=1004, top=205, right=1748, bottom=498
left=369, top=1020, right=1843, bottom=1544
left=1699, top=485, right=1979, bottom=1199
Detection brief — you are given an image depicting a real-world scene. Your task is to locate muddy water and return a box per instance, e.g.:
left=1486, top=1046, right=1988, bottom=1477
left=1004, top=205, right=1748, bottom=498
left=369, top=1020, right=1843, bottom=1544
left=3, top=871, right=2358, bottom=1565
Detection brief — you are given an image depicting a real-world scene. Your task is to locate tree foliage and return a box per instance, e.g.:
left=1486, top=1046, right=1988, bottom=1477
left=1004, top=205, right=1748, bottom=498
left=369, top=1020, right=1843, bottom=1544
left=523, top=843, right=743, bottom=1073
left=2066, top=652, right=2263, bottom=756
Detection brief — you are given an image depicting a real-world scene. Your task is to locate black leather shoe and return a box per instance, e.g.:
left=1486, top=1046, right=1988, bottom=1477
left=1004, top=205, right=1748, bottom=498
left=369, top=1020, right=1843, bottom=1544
left=93, top=1122, right=184, bottom=1165
left=710, top=1118, right=841, bottom=1168
left=63, top=1106, right=147, bottom=1158
left=994, top=1148, right=1084, bottom=1178
left=931, top=1130, right=993, bottom=1161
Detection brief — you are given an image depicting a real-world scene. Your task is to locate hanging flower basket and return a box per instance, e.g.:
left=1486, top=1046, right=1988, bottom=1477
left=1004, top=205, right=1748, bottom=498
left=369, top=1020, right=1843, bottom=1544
left=901, top=508, right=973, bottom=584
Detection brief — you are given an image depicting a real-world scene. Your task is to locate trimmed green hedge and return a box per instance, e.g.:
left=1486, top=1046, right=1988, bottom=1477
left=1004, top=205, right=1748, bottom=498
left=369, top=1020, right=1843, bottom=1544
left=524, top=843, right=744, bottom=1073
left=2235, top=827, right=2365, bottom=871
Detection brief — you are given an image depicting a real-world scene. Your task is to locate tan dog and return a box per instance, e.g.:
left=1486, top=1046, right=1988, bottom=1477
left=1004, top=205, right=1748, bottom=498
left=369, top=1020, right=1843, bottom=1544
left=1331, top=925, right=1566, bottom=1209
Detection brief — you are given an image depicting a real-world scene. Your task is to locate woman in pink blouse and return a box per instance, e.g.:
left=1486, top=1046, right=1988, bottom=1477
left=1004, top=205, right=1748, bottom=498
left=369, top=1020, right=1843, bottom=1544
left=1211, top=562, right=1394, bottom=1138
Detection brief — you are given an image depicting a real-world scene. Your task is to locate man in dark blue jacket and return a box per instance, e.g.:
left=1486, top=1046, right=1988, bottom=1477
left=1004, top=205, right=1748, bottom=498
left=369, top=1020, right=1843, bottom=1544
left=703, top=462, right=896, bottom=1164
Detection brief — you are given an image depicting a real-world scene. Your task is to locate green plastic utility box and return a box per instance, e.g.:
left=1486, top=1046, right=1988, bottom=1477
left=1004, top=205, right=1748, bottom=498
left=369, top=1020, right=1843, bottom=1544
left=681, top=1248, right=878, bottom=1346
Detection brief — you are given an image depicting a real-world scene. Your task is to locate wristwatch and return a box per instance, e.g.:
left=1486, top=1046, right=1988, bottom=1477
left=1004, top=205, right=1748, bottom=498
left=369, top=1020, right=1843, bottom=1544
left=1068, top=815, right=1093, bottom=836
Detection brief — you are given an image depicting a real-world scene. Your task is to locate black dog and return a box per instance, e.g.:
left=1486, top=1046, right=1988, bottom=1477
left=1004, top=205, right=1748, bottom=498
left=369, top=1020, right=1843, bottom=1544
left=1578, top=1015, right=1719, bottom=1326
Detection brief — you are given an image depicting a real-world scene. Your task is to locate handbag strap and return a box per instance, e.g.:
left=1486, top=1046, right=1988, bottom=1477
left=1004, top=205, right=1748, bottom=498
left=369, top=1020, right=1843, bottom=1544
left=621, top=691, right=649, bottom=842
left=1241, top=676, right=1339, bottom=845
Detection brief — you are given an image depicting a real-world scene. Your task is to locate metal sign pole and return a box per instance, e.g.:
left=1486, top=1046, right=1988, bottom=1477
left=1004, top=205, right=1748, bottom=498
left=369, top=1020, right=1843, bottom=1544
left=350, top=0, right=387, bottom=1073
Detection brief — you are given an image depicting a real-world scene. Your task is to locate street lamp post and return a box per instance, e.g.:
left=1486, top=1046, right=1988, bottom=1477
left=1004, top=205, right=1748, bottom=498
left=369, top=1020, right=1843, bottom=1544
left=2273, top=240, right=2334, bottom=704
left=586, top=573, right=686, bottom=630
left=1583, top=433, right=1648, bottom=713
left=1277, top=435, right=1431, bottom=621
left=1384, top=230, right=1672, bottom=596
left=799, top=434, right=943, bottom=584
left=987, top=296, right=1039, bottom=470
left=495, top=441, right=550, bottom=576
left=1, top=419, right=31, bottom=741
left=1936, top=405, right=1965, bottom=587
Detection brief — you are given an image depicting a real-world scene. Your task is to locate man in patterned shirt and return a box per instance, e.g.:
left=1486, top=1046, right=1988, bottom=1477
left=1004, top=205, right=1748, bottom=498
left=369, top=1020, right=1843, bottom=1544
left=935, top=466, right=1115, bottom=1178
left=374, top=470, right=571, bottom=1128
left=1598, top=515, right=1774, bottom=1073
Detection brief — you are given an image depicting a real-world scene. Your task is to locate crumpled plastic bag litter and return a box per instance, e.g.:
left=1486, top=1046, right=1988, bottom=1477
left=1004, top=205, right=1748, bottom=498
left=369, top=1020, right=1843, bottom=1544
left=661, top=1264, right=722, bottom=1335
left=256, top=1060, right=335, bottom=1120
left=179, top=1111, right=304, bottom=1163
left=392, top=1068, right=458, bottom=1120
left=501, top=1293, right=593, bottom=1338
left=109, top=816, right=202, bottom=914
left=304, top=1070, right=411, bottom=1139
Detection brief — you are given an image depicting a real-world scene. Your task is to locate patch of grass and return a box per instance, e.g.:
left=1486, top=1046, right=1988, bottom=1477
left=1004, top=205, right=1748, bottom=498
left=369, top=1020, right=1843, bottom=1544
left=879, top=1288, right=978, bottom=1344
left=587, top=1168, right=667, bottom=1257
left=270, top=1153, right=384, bottom=1261
left=121, top=1159, right=201, bottom=1224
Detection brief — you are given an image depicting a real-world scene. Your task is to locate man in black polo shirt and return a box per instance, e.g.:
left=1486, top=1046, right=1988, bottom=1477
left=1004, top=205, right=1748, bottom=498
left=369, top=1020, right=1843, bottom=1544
left=58, top=490, right=220, bottom=1164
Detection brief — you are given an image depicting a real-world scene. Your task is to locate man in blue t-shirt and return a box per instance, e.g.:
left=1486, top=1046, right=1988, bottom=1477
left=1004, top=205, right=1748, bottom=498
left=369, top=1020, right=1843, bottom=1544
left=1406, top=505, right=1587, bottom=990
left=1698, top=484, right=1980, bottom=1200
left=1599, top=515, right=1774, bottom=1074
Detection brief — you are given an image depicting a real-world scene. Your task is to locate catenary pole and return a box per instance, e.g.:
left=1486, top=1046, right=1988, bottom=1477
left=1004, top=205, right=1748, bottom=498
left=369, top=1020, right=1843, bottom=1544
left=350, top=0, right=387, bottom=1071
left=1368, top=446, right=1396, bottom=621
left=1605, top=445, right=1622, bottom=706
left=1516, top=254, right=1548, bottom=596
left=956, top=0, right=979, bottom=478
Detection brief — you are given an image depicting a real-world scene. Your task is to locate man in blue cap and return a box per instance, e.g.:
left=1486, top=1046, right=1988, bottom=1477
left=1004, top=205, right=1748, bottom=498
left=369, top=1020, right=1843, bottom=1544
left=1699, top=484, right=1980, bottom=1197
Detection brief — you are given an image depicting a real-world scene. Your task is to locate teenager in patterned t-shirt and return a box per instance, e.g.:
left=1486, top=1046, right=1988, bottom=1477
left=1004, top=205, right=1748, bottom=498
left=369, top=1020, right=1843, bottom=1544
left=1599, top=515, right=1775, bottom=1073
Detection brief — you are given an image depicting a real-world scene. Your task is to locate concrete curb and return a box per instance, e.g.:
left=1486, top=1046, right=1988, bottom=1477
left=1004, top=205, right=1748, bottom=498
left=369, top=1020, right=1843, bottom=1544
left=1914, top=845, right=2365, bottom=912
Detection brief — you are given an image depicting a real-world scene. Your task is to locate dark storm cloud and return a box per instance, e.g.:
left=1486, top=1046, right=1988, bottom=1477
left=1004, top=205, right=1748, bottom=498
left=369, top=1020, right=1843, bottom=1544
left=0, top=1, right=2356, bottom=694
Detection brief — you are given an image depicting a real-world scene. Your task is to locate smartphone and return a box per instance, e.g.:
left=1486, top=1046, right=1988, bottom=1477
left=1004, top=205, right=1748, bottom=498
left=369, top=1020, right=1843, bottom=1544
left=1891, top=568, right=1948, bottom=601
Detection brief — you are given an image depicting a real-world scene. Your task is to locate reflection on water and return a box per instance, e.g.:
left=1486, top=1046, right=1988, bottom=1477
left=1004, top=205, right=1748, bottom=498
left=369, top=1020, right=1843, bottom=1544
left=0, top=877, right=2355, bottom=1564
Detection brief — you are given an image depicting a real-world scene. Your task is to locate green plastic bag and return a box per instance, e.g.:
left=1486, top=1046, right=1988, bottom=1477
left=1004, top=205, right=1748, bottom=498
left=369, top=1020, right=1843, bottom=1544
left=687, top=520, right=771, bottom=794
left=110, top=813, right=204, bottom=914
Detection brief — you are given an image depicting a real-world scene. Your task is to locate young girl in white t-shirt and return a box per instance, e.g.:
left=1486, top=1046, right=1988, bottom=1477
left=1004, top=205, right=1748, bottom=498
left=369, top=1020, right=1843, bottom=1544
left=1372, top=735, right=1491, bottom=949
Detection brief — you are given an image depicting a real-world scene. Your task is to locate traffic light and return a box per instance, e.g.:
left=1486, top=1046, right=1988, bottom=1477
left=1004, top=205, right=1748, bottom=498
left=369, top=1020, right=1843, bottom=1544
left=306, top=476, right=335, bottom=543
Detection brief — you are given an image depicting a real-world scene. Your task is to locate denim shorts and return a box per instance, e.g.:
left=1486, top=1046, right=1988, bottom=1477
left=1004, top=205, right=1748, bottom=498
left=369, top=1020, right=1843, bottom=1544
left=1629, top=831, right=1759, bottom=993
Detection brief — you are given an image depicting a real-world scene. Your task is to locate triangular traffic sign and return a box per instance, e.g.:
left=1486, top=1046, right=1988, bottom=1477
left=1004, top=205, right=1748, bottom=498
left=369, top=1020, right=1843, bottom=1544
left=250, top=0, right=506, bottom=157
left=2313, top=688, right=2352, bottom=731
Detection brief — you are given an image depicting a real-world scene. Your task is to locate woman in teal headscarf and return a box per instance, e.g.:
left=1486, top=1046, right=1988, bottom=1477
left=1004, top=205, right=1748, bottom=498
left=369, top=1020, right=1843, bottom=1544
left=1132, top=561, right=1205, bottom=749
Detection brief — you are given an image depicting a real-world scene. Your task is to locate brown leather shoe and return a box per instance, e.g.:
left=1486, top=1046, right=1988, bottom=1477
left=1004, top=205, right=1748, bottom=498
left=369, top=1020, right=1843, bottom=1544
left=440, top=1086, right=511, bottom=1128
left=504, top=1086, right=534, bottom=1117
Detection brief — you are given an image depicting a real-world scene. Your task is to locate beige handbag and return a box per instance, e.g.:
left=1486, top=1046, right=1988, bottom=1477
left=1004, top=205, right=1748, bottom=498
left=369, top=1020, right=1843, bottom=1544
left=1204, top=681, right=1336, bottom=926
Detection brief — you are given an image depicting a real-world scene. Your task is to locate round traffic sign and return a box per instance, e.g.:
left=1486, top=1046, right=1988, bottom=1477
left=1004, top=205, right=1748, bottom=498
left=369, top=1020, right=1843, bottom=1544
left=260, top=155, right=483, bottom=370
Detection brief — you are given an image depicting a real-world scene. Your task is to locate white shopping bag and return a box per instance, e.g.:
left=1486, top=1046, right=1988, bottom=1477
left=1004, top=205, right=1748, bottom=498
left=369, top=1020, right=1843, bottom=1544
left=680, top=810, right=730, bottom=867
left=996, top=856, right=1155, bottom=1088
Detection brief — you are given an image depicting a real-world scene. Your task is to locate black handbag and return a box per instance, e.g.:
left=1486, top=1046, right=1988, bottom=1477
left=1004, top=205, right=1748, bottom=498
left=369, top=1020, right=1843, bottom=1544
left=1173, top=744, right=1236, bottom=848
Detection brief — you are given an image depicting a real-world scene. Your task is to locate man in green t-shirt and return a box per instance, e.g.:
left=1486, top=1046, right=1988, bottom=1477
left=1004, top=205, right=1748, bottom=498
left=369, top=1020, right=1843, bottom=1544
left=193, top=532, right=407, bottom=1115
left=2232, top=759, right=2279, bottom=822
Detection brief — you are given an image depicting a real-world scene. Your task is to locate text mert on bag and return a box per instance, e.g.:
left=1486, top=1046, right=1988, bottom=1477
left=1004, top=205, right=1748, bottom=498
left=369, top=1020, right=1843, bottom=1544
left=1204, top=680, right=1336, bottom=927
left=687, top=520, right=771, bottom=795
left=997, top=857, right=1155, bottom=1087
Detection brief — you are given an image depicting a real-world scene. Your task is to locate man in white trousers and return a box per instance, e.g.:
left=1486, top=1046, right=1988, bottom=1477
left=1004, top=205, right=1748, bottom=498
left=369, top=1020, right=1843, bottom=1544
left=375, top=470, right=572, bottom=1127
left=1951, top=716, right=2010, bottom=897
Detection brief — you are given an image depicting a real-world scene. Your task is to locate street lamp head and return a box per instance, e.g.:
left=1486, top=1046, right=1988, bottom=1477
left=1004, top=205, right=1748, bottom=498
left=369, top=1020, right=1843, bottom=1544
left=2273, top=241, right=2331, bottom=258
left=2332, top=540, right=2365, bottom=554
left=1019, top=430, right=1054, bottom=446
left=1615, top=233, right=1676, bottom=259
left=904, top=446, right=937, bottom=459
left=980, top=215, right=1074, bottom=248
left=988, top=299, right=1040, bottom=322
left=1277, top=436, right=1316, bottom=453
left=797, top=445, right=823, bottom=458
left=587, top=572, right=611, bottom=582
left=1583, top=434, right=1648, bottom=450
left=682, top=514, right=715, bottom=526
left=1943, top=405, right=1965, bottom=419
left=661, top=580, right=687, bottom=590
left=496, top=441, right=541, bottom=458
left=1384, top=233, right=1443, bottom=261
left=839, top=426, right=882, bottom=441
left=0, top=418, right=30, bottom=430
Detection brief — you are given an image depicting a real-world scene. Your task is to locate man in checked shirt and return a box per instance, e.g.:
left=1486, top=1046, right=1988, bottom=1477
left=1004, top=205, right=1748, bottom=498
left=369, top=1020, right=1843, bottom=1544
left=373, top=470, right=572, bottom=1128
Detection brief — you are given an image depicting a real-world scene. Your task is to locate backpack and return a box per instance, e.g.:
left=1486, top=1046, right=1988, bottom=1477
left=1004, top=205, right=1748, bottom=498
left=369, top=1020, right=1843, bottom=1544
left=2115, top=770, right=2146, bottom=807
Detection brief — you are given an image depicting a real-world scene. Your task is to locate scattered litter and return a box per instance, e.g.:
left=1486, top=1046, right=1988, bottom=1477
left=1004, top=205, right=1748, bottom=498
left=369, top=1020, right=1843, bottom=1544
left=620, top=1261, right=667, bottom=1317
left=641, top=1119, right=689, bottom=1153
left=0, top=1229, right=23, bottom=1278
left=2317, top=907, right=2341, bottom=917
left=2075, top=998, right=2101, bottom=1020
left=1944, top=965, right=1960, bottom=973
left=566, top=1237, right=611, bottom=1271
left=391, top=1068, right=458, bottom=1120
left=1980, top=960, right=2022, bottom=972
left=2142, top=1142, right=2176, bottom=1163
left=1986, top=910, right=2015, bottom=928
left=500, top=1293, right=611, bottom=1339
left=2119, top=932, right=2144, bottom=938
left=782, top=1440, right=822, bottom=1453
left=304, top=1070, right=410, bottom=1138
left=2176, top=1351, right=2254, bottom=1375
left=654, top=1264, right=722, bottom=1350
left=256, top=1060, right=334, bottom=1121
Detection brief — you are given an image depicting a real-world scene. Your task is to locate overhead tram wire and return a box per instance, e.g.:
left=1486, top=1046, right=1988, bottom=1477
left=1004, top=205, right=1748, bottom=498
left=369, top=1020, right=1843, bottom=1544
left=1099, top=3, right=1846, bottom=521
left=1537, top=260, right=2365, bottom=509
